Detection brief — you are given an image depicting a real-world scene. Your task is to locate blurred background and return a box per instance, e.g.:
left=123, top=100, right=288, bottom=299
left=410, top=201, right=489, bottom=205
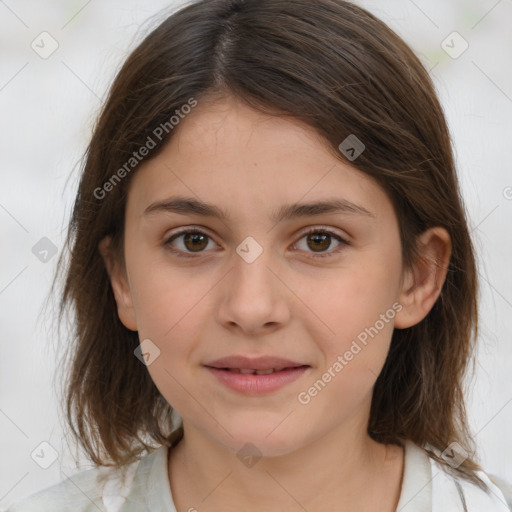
left=1, top=0, right=511, bottom=508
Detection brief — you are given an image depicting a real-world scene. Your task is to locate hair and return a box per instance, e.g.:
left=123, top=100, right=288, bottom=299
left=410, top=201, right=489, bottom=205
left=54, top=0, right=485, bottom=490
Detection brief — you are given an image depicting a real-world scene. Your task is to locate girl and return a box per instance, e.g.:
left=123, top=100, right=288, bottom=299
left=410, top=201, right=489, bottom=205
left=7, top=0, right=511, bottom=510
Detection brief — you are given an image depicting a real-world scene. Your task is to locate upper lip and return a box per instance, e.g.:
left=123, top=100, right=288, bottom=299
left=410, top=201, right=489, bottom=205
left=204, top=355, right=309, bottom=371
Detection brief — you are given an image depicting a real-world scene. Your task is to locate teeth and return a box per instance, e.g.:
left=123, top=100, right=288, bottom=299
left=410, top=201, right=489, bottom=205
left=255, top=368, right=275, bottom=375
left=229, top=368, right=281, bottom=375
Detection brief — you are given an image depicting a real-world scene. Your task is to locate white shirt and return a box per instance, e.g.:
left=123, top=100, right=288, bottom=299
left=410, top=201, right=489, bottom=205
left=4, top=440, right=511, bottom=511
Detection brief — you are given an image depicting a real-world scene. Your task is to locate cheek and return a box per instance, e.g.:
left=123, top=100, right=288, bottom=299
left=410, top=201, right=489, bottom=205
left=308, top=262, right=399, bottom=371
left=126, top=241, right=211, bottom=338
left=296, top=270, right=397, bottom=420
left=128, top=265, right=211, bottom=411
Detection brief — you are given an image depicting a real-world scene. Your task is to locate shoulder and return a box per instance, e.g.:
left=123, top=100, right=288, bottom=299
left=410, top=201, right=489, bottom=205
left=398, top=441, right=511, bottom=511
left=4, top=460, right=140, bottom=512
left=427, top=446, right=512, bottom=512
left=4, top=466, right=107, bottom=512
left=490, top=475, right=512, bottom=510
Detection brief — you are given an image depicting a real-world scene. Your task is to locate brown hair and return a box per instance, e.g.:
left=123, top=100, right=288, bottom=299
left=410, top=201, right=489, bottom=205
left=55, top=0, right=485, bottom=489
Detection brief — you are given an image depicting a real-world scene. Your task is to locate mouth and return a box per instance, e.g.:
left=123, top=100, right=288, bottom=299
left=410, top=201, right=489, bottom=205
left=204, top=355, right=309, bottom=371
left=206, top=366, right=309, bottom=375
left=203, top=356, right=311, bottom=394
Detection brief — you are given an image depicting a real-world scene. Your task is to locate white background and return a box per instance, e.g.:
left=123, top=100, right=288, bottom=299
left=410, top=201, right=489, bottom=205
left=1, top=0, right=511, bottom=508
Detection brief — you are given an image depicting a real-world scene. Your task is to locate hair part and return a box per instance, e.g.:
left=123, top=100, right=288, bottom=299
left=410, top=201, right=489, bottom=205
left=55, top=0, right=483, bottom=489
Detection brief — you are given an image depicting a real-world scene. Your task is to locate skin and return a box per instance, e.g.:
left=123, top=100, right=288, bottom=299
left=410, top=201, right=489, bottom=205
left=100, top=94, right=451, bottom=512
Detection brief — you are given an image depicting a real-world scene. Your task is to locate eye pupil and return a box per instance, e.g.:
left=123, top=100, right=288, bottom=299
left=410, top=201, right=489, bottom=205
left=307, top=233, right=330, bottom=252
left=184, top=232, right=208, bottom=251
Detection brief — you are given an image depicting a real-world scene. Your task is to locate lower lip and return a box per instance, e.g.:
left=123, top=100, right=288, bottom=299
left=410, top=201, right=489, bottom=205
left=205, top=366, right=310, bottom=395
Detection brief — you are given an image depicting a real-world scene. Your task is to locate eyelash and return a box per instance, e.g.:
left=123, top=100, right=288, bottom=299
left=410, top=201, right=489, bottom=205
left=163, top=227, right=349, bottom=260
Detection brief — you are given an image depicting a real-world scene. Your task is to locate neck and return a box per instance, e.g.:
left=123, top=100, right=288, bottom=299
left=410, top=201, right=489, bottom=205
left=168, top=421, right=404, bottom=512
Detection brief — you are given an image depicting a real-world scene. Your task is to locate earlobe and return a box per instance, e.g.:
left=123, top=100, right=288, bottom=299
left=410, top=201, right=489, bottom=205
left=394, top=227, right=452, bottom=329
left=98, top=236, right=138, bottom=331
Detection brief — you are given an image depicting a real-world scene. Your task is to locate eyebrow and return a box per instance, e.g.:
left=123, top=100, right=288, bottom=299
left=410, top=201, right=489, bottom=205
left=143, top=196, right=375, bottom=222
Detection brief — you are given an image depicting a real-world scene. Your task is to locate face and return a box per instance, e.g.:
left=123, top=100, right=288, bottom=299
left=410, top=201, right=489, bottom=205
left=106, top=95, right=414, bottom=457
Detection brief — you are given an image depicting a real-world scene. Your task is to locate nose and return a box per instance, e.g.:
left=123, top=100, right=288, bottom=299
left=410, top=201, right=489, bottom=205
left=216, top=245, right=291, bottom=335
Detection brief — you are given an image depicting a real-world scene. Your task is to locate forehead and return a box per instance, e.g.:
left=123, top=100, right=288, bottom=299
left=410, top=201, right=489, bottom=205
left=126, top=95, right=393, bottom=224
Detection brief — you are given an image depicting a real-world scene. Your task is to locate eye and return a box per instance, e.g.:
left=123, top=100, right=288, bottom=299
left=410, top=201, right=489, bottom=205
left=164, top=226, right=349, bottom=259
left=292, top=227, right=349, bottom=259
left=164, top=228, right=218, bottom=258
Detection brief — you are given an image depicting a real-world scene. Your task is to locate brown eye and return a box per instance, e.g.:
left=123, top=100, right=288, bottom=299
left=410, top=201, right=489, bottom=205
left=306, top=232, right=332, bottom=252
left=294, top=228, right=348, bottom=259
left=164, top=229, right=217, bottom=257
left=182, top=232, right=209, bottom=252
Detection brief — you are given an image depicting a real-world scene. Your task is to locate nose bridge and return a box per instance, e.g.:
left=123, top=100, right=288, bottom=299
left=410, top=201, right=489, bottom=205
left=217, top=234, right=289, bottom=333
left=232, top=234, right=277, bottom=299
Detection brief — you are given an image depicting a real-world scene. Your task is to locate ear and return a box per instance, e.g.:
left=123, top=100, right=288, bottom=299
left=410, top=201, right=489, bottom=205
left=394, top=227, right=452, bottom=329
left=98, top=236, right=138, bottom=331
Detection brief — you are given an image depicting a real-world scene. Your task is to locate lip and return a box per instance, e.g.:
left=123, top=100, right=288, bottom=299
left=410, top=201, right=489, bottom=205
left=205, top=355, right=307, bottom=371
left=204, top=355, right=310, bottom=395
